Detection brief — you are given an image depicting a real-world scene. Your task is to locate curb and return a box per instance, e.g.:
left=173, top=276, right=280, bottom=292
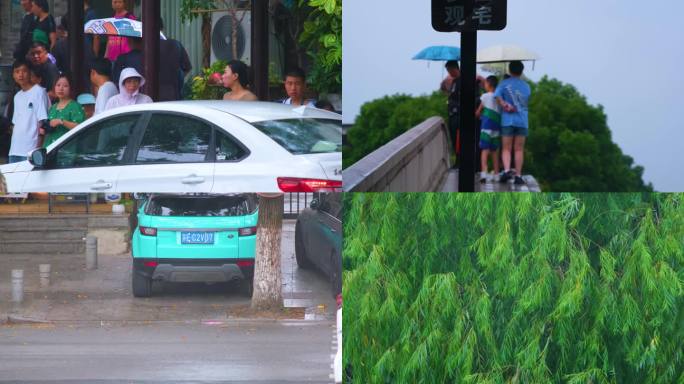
left=0, top=314, right=52, bottom=325
left=0, top=318, right=335, bottom=327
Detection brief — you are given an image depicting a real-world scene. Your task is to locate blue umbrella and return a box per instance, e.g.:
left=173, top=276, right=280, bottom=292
left=412, top=45, right=461, bottom=61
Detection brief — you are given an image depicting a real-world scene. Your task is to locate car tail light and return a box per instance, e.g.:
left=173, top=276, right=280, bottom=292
left=238, top=226, right=257, bottom=236
left=277, top=177, right=342, bottom=192
left=139, top=226, right=157, bottom=236
left=237, top=260, right=254, bottom=267
left=336, top=294, right=342, bottom=309
left=144, top=261, right=158, bottom=267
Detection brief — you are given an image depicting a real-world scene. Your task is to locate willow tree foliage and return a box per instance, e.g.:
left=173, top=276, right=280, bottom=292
left=343, top=193, right=684, bottom=383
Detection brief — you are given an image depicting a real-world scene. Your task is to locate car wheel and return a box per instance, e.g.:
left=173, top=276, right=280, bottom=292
left=132, top=264, right=152, bottom=297
left=295, top=224, right=312, bottom=269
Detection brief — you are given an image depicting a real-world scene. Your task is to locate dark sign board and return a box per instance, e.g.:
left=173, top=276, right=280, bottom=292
left=432, top=0, right=507, bottom=32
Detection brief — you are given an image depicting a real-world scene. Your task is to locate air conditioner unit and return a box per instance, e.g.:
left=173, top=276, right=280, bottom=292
left=210, top=10, right=251, bottom=65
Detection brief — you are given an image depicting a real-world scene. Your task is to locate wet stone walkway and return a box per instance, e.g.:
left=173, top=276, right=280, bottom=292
left=440, top=169, right=542, bottom=192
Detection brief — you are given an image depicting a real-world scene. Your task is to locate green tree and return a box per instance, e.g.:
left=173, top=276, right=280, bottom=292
left=344, top=92, right=447, bottom=168
left=299, top=0, right=342, bottom=94
left=526, top=77, right=651, bottom=192
left=344, top=193, right=684, bottom=383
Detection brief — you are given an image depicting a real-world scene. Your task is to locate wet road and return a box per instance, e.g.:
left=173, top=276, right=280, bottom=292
left=0, top=220, right=337, bottom=322
left=0, top=320, right=336, bottom=383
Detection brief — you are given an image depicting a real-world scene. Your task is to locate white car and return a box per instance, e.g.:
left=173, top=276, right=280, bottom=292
left=1, top=101, right=342, bottom=193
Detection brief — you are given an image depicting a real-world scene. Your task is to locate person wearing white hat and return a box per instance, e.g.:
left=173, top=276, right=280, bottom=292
left=104, top=67, right=152, bottom=111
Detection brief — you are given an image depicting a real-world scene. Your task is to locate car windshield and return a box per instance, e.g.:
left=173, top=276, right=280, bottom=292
left=145, top=195, right=257, bottom=217
left=251, top=118, right=342, bottom=155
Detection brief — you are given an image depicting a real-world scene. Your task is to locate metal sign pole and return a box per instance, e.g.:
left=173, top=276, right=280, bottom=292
left=458, top=13, right=477, bottom=192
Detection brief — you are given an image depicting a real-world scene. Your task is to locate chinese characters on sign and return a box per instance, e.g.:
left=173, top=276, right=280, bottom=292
left=432, top=0, right=507, bottom=32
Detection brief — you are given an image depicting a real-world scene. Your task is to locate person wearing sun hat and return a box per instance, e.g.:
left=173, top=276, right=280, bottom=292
left=77, top=93, right=96, bottom=119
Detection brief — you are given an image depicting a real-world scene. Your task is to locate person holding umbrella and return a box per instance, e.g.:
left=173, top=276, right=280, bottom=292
left=93, top=0, right=136, bottom=61
left=444, top=60, right=461, bottom=154
left=413, top=46, right=462, bottom=153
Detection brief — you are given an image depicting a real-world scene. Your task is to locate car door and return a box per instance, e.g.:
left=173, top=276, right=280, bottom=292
left=210, top=128, right=267, bottom=192
left=20, top=113, right=142, bottom=192
left=310, top=193, right=342, bottom=275
left=116, top=112, right=216, bottom=192
left=320, top=194, right=342, bottom=276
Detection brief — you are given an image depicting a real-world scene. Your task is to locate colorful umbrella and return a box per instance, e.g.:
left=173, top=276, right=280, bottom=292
left=84, top=18, right=166, bottom=39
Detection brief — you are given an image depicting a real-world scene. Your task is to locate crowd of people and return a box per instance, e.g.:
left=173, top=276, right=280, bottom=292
left=444, top=60, right=531, bottom=185
left=1, top=0, right=336, bottom=165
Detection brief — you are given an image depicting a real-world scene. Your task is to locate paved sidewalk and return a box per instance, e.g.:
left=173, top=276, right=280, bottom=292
left=0, top=220, right=336, bottom=324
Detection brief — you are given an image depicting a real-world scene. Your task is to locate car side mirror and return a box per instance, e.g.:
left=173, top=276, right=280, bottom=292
left=28, top=148, right=47, bottom=168
left=310, top=199, right=320, bottom=210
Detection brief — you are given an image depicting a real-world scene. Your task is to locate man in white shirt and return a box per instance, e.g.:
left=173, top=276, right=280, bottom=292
left=90, top=58, right=118, bottom=115
left=281, top=68, right=316, bottom=107
left=9, top=60, right=48, bottom=163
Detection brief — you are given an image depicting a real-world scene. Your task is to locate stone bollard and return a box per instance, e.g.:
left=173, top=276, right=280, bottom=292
left=11, top=269, right=23, bottom=303
left=39, top=264, right=51, bottom=287
left=86, top=236, right=98, bottom=270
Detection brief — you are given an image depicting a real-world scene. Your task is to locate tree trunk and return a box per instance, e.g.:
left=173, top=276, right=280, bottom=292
left=0, top=172, right=6, bottom=194
left=251, top=193, right=284, bottom=311
left=231, top=13, right=239, bottom=60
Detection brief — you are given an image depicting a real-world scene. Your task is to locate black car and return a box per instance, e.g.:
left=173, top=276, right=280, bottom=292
left=295, top=193, right=342, bottom=296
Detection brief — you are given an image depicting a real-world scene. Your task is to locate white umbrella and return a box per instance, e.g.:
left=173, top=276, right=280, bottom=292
left=477, top=44, right=540, bottom=64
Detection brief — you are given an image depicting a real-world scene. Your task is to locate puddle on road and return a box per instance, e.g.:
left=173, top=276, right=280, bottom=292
left=303, top=304, right=329, bottom=321
left=284, top=296, right=331, bottom=321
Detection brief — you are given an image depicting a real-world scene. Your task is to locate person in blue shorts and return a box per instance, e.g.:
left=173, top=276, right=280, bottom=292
left=495, top=61, right=531, bottom=185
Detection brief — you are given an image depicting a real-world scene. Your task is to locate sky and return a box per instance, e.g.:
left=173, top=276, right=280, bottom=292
left=342, top=0, right=684, bottom=192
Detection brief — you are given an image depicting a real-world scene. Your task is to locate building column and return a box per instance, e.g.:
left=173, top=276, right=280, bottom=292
left=68, top=0, right=84, bottom=95
left=142, top=0, right=160, bottom=101
left=251, top=0, right=269, bottom=101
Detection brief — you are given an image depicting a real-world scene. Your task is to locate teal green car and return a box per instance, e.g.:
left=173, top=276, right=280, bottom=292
left=131, top=194, right=258, bottom=297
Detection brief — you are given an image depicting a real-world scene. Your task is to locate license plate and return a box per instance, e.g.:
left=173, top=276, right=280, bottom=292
left=181, top=232, right=214, bottom=244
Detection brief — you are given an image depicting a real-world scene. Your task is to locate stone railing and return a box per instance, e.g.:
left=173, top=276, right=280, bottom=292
left=343, top=117, right=451, bottom=192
